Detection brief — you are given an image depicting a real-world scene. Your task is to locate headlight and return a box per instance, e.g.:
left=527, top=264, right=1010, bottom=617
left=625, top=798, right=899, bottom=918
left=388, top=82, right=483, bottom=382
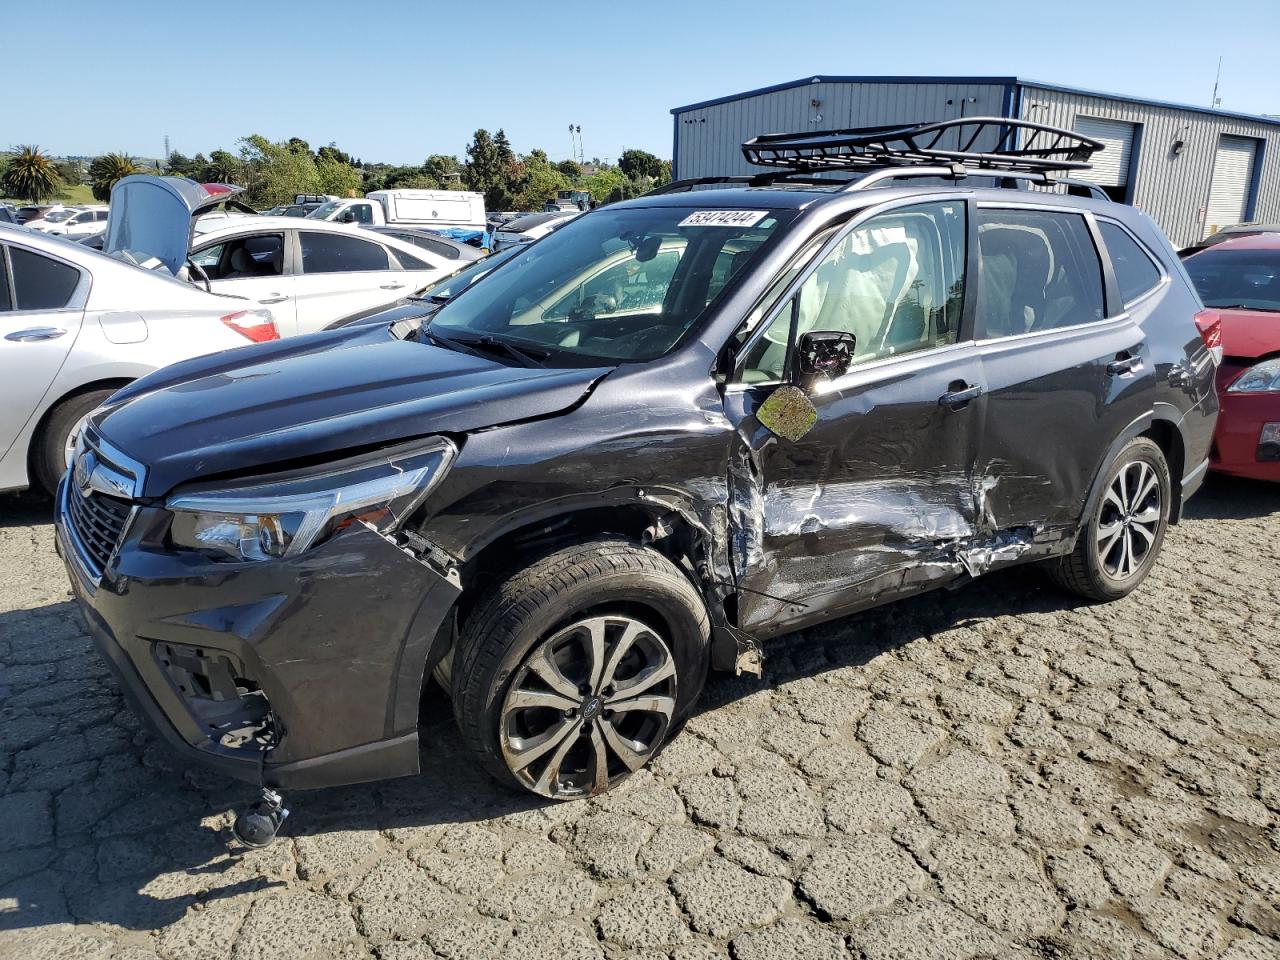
left=167, top=438, right=456, bottom=562
left=1227, top=357, right=1280, bottom=393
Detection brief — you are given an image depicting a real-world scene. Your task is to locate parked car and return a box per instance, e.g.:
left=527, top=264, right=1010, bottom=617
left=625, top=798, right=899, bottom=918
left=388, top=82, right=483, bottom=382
left=491, top=210, right=579, bottom=250
left=1178, top=222, right=1280, bottom=257
left=30, top=205, right=109, bottom=238
left=0, top=224, right=278, bottom=496
left=15, top=204, right=64, bottom=225
left=363, top=225, right=484, bottom=263
left=1183, top=233, right=1280, bottom=480
left=325, top=246, right=522, bottom=330
left=56, top=120, right=1218, bottom=819
left=103, top=176, right=464, bottom=337
left=0, top=204, right=19, bottom=225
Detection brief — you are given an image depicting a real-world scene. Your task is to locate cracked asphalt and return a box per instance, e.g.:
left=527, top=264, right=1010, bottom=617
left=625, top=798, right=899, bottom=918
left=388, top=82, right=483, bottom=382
left=1, top=475, right=1278, bottom=960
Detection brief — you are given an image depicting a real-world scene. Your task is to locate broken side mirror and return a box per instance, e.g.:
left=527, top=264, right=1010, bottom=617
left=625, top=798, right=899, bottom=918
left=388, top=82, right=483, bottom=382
left=798, top=330, right=856, bottom=382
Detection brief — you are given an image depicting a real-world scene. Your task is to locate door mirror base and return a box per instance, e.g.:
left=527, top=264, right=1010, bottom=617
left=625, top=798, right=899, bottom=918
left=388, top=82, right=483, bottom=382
left=798, top=330, right=856, bottom=382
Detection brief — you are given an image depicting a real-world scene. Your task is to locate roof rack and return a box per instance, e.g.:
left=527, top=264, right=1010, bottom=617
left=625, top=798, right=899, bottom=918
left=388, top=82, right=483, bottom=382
left=742, top=117, right=1101, bottom=174
left=645, top=118, right=1109, bottom=200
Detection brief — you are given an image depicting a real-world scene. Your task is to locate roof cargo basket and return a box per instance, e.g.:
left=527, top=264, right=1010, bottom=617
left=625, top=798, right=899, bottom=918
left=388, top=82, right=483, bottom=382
left=741, top=117, right=1102, bottom=175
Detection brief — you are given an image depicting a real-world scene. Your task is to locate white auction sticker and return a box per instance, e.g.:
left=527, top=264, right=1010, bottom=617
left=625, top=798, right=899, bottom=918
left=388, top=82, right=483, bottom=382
left=678, top=210, right=769, bottom=228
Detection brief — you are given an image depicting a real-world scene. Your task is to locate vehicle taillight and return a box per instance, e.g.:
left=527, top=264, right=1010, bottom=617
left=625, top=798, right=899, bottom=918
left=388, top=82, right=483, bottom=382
left=221, top=310, right=279, bottom=343
left=1194, top=309, right=1223, bottom=365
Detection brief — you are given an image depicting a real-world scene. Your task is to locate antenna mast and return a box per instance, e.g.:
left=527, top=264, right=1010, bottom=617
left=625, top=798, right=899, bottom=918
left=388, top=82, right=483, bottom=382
left=1211, top=56, right=1223, bottom=108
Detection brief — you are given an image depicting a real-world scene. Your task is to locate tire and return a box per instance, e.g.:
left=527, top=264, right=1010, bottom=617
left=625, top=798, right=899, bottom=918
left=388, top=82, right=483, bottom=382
left=1047, top=437, right=1171, bottom=602
left=451, top=537, right=711, bottom=800
left=33, top=389, right=115, bottom=496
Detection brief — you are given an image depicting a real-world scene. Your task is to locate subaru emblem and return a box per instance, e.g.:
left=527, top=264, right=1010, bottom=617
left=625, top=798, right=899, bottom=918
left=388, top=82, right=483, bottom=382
left=74, top=451, right=97, bottom=495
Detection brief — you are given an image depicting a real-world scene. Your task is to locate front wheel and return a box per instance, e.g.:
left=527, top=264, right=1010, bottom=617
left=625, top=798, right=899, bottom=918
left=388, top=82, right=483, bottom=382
left=33, top=389, right=116, bottom=496
left=1047, top=437, right=1171, bottom=602
left=450, top=538, right=710, bottom=800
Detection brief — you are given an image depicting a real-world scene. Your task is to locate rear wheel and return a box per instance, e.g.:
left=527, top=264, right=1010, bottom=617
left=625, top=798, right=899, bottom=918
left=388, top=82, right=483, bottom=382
left=1048, top=437, right=1170, bottom=601
left=450, top=538, right=710, bottom=799
left=33, top=389, right=115, bottom=496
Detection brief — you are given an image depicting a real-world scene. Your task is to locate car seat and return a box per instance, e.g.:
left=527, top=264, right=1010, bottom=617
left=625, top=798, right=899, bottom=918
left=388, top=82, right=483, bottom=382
left=978, top=226, right=1051, bottom=336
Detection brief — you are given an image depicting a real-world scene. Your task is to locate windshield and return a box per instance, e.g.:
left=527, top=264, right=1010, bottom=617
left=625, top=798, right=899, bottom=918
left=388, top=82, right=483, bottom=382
left=429, top=205, right=788, bottom=364
left=502, top=212, right=568, bottom=233
left=1186, top=248, right=1280, bottom=311
left=419, top=248, right=519, bottom=301
left=307, top=201, right=344, bottom=220
left=44, top=209, right=75, bottom=222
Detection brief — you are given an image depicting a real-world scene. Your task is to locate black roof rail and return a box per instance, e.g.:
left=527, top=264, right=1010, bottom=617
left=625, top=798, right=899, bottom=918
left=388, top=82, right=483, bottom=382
left=742, top=117, right=1102, bottom=175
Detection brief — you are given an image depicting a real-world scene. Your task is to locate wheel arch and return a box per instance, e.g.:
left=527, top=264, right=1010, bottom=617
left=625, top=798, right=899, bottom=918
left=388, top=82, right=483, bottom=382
left=1079, top=405, right=1189, bottom=539
left=27, top=376, right=134, bottom=479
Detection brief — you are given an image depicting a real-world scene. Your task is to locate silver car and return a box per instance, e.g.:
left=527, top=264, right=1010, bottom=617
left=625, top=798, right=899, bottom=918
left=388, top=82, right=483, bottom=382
left=0, top=223, right=277, bottom=495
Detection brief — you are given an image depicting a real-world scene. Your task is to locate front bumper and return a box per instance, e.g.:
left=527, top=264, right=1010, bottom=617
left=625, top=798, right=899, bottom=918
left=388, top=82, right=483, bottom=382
left=1210, top=391, right=1280, bottom=482
left=55, top=479, right=460, bottom=789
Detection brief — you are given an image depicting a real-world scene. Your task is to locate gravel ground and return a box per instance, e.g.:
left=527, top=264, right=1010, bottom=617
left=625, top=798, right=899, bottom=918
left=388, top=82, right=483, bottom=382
left=0, top=475, right=1277, bottom=960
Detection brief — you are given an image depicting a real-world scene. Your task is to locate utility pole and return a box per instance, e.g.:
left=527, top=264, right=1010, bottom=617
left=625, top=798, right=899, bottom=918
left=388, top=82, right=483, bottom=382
left=576, top=125, right=583, bottom=165
left=1211, top=56, right=1223, bottom=108
left=164, top=134, right=171, bottom=168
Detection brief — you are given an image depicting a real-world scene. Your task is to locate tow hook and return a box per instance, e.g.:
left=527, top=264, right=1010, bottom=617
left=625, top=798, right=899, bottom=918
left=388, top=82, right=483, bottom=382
left=232, top=787, right=289, bottom=848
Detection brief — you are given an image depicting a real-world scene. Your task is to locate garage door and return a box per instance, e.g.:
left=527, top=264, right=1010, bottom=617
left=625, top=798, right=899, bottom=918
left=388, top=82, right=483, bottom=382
left=1204, top=135, right=1259, bottom=237
left=1073, top=116, right=1137, bottom=188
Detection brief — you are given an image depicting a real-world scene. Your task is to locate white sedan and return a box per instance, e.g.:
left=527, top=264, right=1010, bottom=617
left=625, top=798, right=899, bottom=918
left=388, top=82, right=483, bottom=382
left=188, top=216, right=457, bottom=336
left=103, top=175, right=463, bottom=338
left=0, top=224, right=278, bottom=495
left=30, top=206, right=110, bottom=239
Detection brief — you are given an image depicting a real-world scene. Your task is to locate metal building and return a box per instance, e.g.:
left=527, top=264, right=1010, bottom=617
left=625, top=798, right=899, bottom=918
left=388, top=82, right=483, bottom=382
left=671, top=76, right=1279, bottom=249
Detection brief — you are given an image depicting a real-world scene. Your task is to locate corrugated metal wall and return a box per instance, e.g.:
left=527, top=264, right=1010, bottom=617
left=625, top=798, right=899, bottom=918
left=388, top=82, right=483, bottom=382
left=1017, top=85, right=1280, bottom=249
left=674, top=80, right=1008, bottom=180
left=673, top=78, right=1279, bottom=251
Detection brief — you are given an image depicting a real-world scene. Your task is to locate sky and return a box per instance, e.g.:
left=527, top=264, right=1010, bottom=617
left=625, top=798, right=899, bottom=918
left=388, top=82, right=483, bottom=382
left=8, top=0, right=1279, bottom=166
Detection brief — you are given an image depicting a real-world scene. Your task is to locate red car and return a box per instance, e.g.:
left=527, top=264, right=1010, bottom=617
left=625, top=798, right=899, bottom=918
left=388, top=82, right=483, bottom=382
left=1184, top=234, right=1280, bottom=481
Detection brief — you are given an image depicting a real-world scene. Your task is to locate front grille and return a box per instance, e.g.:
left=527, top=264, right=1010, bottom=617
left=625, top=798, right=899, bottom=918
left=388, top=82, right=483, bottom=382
left=66, top=484, right=131, bottom=577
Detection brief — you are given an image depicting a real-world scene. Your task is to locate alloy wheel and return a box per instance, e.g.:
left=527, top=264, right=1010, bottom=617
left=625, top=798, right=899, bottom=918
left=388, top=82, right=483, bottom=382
left=1095, top=459, right=1162, bottom=581
left=499, top=614, right=677, bottom=799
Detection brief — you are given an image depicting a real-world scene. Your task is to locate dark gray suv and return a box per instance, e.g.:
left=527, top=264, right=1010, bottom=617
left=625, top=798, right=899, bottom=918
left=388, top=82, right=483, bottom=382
left=56, top=119, right=1219, bottom=830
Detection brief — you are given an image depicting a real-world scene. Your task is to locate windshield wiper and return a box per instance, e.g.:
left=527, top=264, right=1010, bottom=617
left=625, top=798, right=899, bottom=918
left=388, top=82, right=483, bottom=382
left=461, top=335, right=549, bottom=367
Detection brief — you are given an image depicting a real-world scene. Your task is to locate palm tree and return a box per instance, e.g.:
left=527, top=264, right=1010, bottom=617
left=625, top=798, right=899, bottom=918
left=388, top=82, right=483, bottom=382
left=2, top=145, right=62, bottom=202
left=89, top=153, right=139, bottom=202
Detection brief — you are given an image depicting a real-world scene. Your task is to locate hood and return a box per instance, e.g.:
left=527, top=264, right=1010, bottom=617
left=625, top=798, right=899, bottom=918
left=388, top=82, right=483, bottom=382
left=1211, top=307, right=1280, bottom=360
left=104, top=176, right=244, bottom=276
left=93, top=324, right=609, bottom=497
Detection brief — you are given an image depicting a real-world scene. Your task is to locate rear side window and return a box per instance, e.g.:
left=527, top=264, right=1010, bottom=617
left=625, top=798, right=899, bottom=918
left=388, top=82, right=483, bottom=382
left=10, top=247, right=80, bottom=310
left=976, top=209, right=1105, bottom=337
left=391, top=248, right=434, bottom=272
left=299, top=232, right=391, bottom=273
left=1099, top=221, right=1162, bottom=304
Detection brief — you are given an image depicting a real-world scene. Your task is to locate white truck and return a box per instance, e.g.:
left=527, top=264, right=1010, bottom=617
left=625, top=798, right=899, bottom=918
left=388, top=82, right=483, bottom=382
left=306, top=190, right=487, bottom=234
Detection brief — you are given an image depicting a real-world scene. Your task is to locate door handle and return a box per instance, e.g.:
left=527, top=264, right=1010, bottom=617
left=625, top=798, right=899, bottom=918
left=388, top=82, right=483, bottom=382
left=5, top=327, right=67, bottom=342
left=1106, top=351, right=1144, bottom=375
left=939, top=382, right=982, bottom=410
left=380, top=283, right=406, bottom=291
left=258, top=295, right=289, bottom=304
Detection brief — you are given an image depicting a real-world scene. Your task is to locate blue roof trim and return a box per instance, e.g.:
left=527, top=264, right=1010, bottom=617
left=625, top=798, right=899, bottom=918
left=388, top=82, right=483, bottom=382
left=670, top=75, right=1019, bottom=114
left=1016, top=78, right=1280, bottom=129
left=670, top=74, right=1280, bottom=129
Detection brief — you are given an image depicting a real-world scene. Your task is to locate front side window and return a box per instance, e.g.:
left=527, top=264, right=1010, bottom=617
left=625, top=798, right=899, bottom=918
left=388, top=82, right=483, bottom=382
left=192, top=234, right=285, bottom=280
left=1185, top=247, right=1280, bottom=312
left=300, top=232, right=391, bottom=273
left=428, top=205, right=788, bottom=364
left=740, top=201, right=966, bottom=383
left=10, top=247, right=80, bottom=310
left=976, top=209, right=1105, bottom=337
left=1099, top=221, right=1162, bottom=304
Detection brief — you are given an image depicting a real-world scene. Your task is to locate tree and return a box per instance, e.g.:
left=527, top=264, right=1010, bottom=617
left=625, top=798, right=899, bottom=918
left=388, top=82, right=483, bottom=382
left=166, top=150, right=197, bottom=177
left=207, top=150, right=243, bottom=183
left=580, top=166, right=630, bottom=206
left=556, top=159, right=581, bottom=179
left=317, top=143, right=351, bottom=165
left=507, top=150, right=571, bottom=211
left=89, top=153, right=139, bottom=201
left=286, top=137, right=312, bottom=155
left=56, top=160, right=82, bottom=186
left=618, top=148, right=664, bottom=181
left=2, top=145, right=62, bottom=202
left=239, top=135, right=320, bottom=205
left=465, top=129, right=509, bottom=209
left=316, top=153, right=361, bottom=197
left=424, top=154, right=461, bottom=183
left=494, top=129, right=515, bottom=167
